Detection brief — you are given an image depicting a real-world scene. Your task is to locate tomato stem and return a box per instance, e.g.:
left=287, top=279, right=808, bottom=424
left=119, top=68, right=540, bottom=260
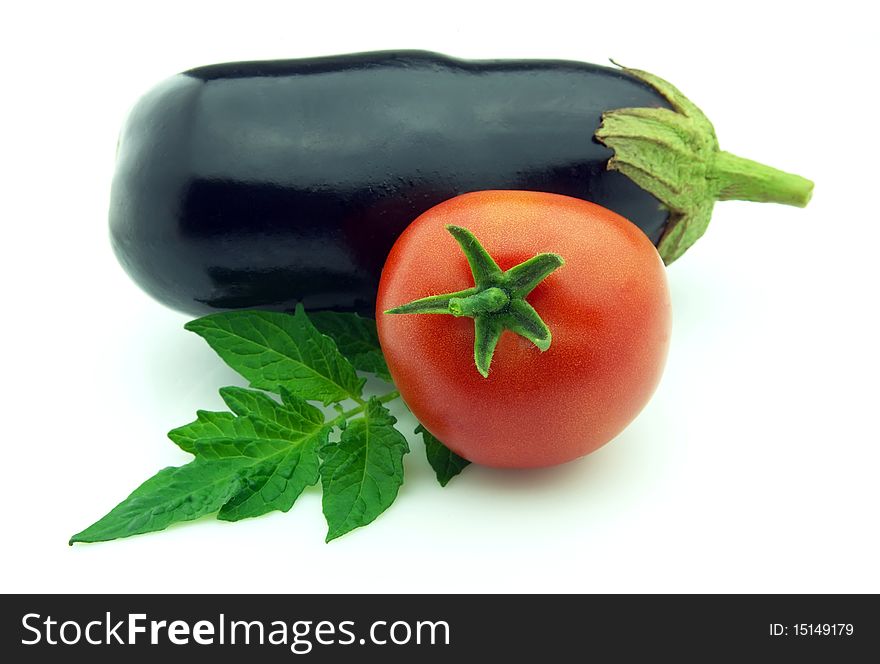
left=449, top=287, right=509, bottom=317
left=384, top=226, right=564, bottom=378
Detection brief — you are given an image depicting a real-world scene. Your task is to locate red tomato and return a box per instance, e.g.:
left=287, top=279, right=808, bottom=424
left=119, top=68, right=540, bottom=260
left=376, top=191, right=671, bottom=469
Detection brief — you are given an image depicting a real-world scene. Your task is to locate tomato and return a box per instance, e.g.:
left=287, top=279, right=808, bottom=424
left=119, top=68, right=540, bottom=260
left=376, top=190, right=671, bottom=469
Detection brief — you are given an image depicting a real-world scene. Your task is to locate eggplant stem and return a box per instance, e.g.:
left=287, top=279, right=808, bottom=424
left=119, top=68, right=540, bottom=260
left=596, top=65, right=814, bottom=265
left=712, top=151, right=813, bottom=207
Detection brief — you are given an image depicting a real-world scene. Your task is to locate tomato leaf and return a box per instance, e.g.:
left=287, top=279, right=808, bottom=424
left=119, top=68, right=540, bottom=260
left=320, top=399, right=409, bottom=541
left=310, top=311, right=392, bottom=382
left=72, top=309, right=413, bottom=545
left=416, top=424, right=470, bottom=487
left=184, top=387, right=328, bottom=521
left=71, top=387, right=328, bottom=543
left=185, top=305, right=364, bottom=405
left=69, top=460, right=251, bottom=544
left=168, top=388, right=323, bottom=454
left=205, top=431, right=327, bottom=522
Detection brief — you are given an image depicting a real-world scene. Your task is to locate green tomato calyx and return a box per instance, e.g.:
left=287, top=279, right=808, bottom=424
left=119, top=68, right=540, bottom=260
left=384, top=225, right=564, bottom=378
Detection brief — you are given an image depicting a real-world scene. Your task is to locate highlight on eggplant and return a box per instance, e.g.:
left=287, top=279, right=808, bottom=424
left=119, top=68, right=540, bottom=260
left=108, top=51, right=813, bottom=316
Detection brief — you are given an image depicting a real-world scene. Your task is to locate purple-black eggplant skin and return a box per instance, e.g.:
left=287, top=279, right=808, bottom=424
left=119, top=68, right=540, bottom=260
left=110, top=51, right=671, bottom=316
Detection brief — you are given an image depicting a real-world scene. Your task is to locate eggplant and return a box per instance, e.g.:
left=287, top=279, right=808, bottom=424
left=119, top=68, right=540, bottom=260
left=110, top=50, right=812, bottom=316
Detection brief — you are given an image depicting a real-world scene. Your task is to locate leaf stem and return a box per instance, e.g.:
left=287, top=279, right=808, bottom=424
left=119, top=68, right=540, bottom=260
left=329, top=390, right=400, bottom=427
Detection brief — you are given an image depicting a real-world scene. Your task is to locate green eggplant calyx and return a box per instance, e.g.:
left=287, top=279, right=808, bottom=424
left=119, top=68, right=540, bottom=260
left=595, top=64, right=814, bottom=265
left=384, top=225, right=564, bottom=378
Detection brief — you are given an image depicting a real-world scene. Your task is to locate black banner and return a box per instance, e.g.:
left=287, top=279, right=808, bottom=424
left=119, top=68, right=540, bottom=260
left=1, top=594, right=875, bottom=660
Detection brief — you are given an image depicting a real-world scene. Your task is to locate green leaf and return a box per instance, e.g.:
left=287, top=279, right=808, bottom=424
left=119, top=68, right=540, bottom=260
left=69, top=460, right=251, bottom=544
left=416, top=424, right=470, bottom=487
left=200, top=430, right=327, bottom=522
left=320, top=399, right=409, bottom=541
left=223, top=386, right=325, bottom=433
left=167, top=387, right=324, bottom=454
left=72, top=388, right=329, bottom=543
left=310, top=311, right=392, bottom=382
left=185, top=306, right=364, bottom=405
left=167, top=410, right=256, bottom=455
left=172, top=387, right=327, bottom=521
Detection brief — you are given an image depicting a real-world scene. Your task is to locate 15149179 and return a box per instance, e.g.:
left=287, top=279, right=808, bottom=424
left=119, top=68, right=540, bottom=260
left=770, top=624, right=855, bottom=637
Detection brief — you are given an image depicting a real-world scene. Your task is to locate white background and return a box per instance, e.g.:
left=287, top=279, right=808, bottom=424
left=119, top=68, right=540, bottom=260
left=2, top=0, right=878, bottom=593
